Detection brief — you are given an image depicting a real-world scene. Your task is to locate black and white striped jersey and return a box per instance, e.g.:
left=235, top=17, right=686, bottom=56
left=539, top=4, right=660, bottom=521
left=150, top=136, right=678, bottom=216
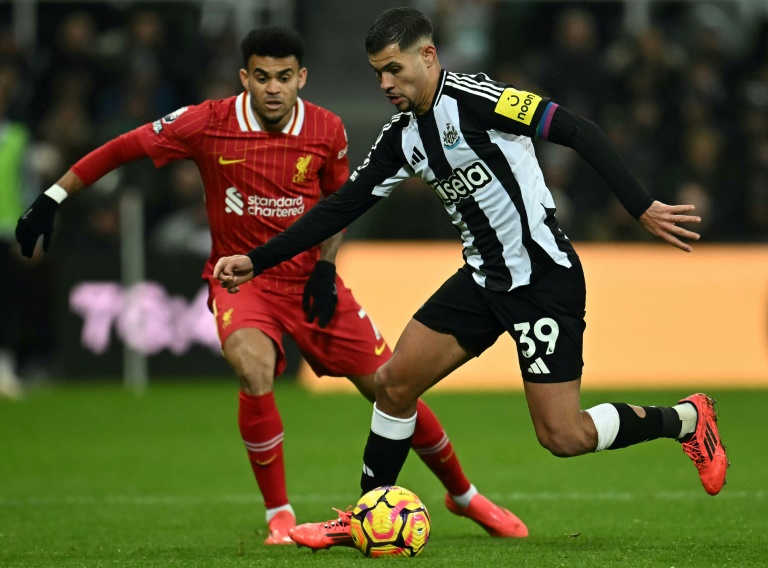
left=251, top=69, right=583, bottom=292
left=347, top=69, right=574, bottom=291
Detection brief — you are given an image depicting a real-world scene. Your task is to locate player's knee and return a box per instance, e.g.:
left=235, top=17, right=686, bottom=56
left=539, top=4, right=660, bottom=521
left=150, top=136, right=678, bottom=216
left=373, top=364, right=417, bottom=413
left=536, top=428, right=590, bottom=458
left=238, top=369, right=273, bottom=396
left=227, top=348, right=274, bottom=396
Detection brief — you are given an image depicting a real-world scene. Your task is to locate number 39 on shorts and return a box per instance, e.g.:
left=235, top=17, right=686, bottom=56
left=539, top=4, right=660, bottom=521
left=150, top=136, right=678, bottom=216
left=513, top=318, right=559, bottom=358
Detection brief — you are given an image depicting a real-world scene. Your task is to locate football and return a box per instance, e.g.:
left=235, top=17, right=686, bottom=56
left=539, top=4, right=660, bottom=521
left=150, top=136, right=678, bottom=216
left=349, top=485, right=431, bottom=558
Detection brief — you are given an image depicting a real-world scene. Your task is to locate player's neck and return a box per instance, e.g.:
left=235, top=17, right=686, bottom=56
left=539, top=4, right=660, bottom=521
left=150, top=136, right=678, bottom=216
left=414, top=64, right=443, bottom=116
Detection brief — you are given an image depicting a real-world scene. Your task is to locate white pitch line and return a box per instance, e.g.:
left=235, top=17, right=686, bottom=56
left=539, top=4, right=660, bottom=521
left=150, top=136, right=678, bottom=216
left=0, top=490, right=762, bottom=507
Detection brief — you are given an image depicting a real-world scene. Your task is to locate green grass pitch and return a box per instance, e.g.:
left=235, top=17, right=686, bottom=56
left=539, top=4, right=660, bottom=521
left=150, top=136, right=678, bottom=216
left=1, top=381, right=766, bottom=567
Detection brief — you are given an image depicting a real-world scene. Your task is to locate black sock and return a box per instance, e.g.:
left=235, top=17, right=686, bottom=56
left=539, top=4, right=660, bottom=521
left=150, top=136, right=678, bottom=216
left=360, top=430, right=412, bottom=495
left=607, top=403, right=682, bottom=450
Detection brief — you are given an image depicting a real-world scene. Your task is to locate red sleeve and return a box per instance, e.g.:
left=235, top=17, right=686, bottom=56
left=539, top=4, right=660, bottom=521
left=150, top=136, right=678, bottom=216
left=319, top=116, right=350, bottom=196
left=71, top=130, right=148, bottom=186
left=70, top=102, right=213, bottom=186
left=132, top=103, right=212, bottom=167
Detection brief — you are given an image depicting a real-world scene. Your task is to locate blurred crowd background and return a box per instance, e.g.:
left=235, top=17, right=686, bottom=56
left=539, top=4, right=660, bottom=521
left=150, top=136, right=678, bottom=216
left=1, top=0, right=767, bottom=391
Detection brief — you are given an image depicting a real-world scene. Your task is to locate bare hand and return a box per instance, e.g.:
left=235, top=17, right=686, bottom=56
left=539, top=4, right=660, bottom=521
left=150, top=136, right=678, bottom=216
left=213, top=255, right=254, bottom=294
left=639, top=201, right=701, bottom=252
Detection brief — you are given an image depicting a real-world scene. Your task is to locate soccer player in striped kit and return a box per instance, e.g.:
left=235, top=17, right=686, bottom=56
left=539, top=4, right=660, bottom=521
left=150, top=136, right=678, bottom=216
left=16, top=27, right=526, bottom=545
left=213, top=9, right=729, bottom=549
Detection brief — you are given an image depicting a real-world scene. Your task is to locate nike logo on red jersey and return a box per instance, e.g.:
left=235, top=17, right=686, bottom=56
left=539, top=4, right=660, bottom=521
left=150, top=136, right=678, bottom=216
left=219, top=156, right=246, bottom=165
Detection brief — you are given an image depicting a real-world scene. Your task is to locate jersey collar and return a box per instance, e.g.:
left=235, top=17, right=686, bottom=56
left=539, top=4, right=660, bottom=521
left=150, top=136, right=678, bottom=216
left=432, top=69, right=448, bottom=109
left=415, top=69, right=447, bottom=119
left=235, top=92, right=305, bottom=135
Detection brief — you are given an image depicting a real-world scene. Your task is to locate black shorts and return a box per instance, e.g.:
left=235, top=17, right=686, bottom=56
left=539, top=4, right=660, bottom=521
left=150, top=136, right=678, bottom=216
left=413, top=259, right=586, bottom=383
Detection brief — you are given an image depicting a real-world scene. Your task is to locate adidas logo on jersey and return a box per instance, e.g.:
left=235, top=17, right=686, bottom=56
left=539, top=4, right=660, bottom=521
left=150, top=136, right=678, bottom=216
left=411, top=146, right=425, bottom=166
left=429, top=162, right=492, bottom=206
left=527, top=357, right=550, bottom=375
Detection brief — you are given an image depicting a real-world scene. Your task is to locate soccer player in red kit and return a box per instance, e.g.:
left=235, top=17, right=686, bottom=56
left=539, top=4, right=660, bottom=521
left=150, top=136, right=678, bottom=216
left=16, top=27, right=527, bottom=545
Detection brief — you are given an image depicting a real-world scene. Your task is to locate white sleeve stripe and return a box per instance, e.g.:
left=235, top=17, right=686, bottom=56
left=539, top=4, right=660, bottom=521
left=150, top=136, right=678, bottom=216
left=449, top=74, right=505, bottom=95
left=446, top=78, right=503, bottom=98
left=450, top=72, right=505, bottom=92
left=444, top=81, right=498, bottom=103
left=446, top=81, right=502, bottom=100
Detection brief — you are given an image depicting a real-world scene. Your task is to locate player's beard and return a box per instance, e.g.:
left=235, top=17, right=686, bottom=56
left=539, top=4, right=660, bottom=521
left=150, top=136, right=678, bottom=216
left=387, top=92, right=415, bottom=113
left=255, top=104, right=289, bottom=126
left=260, top=112, right=286, bottom=125
left=396, top=98, right=415, bottom=112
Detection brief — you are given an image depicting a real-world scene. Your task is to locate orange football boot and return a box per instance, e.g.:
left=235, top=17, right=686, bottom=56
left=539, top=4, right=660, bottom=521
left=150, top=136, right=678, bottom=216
left=445, top=493, right=528, bottom=537
left=678, top=393, right=730, bottom=496
left=289, top=508, right=355, bottom=551
left=264, top=510, right=295, bottom=545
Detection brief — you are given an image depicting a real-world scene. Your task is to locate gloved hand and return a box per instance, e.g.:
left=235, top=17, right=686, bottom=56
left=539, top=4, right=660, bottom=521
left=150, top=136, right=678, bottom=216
left=15, top=193, right=60, bottom=258
left=302, top=260, right=338, bottom=328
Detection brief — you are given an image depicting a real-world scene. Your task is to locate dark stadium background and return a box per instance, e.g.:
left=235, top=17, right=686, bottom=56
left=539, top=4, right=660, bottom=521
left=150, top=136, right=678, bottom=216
left=2, top=0, right=766, bottom=383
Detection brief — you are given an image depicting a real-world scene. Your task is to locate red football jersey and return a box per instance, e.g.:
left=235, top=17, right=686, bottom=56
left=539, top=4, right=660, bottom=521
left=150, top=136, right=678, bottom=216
left=134, top=92, right=349, bottom=293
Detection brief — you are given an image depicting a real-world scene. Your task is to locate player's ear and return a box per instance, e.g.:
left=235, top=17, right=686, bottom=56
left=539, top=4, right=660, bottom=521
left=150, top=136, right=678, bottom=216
left=297, top=67, right=307, bottom=90
left=239, top=68, right=249, bottom=90
left=422, top=44, right=437, bottom=67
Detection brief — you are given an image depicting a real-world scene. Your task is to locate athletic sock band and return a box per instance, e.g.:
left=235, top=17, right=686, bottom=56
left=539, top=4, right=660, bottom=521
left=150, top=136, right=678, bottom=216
left=585, top=403, right=620, bottom=452
left=371, top=403, right=417, bottom=440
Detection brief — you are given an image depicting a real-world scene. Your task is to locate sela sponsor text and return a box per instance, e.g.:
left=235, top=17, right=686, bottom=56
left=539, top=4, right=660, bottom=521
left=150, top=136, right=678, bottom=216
left=429, top=162, right=493, bottom=206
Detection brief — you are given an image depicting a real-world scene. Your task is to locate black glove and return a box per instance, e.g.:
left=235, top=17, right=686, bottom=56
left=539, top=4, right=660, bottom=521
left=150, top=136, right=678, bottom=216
left=15, top=193, right=59, bottom=258
left=302, top=260, right=338, bottom=328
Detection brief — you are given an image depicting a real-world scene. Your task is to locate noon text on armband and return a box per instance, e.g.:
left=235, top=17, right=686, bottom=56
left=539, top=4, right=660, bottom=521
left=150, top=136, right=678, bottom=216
left=429, top=162, right=493, bottom=206
left=248, top=195, right=305, bottom=217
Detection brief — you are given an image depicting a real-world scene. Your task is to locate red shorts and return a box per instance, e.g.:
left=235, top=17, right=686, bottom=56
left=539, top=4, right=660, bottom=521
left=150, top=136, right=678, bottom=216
left=207, top=275, right=391, bottom=377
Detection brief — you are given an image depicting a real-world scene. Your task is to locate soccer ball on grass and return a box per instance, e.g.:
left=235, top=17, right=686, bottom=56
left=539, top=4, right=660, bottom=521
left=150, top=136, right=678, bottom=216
left=350, top=485, right=430, bottom=558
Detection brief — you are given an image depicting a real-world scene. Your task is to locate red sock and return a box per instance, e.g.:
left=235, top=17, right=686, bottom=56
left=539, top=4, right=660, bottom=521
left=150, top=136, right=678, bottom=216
left=412, top=399, right=471, bottom=496
left=238, top=391, right=288, bottom=510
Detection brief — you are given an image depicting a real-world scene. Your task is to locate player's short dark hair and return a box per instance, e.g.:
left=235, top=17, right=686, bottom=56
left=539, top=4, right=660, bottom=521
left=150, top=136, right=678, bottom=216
left=365, top=7, right=433, bottom=54
left=240, top=26, right=305, bottom=68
